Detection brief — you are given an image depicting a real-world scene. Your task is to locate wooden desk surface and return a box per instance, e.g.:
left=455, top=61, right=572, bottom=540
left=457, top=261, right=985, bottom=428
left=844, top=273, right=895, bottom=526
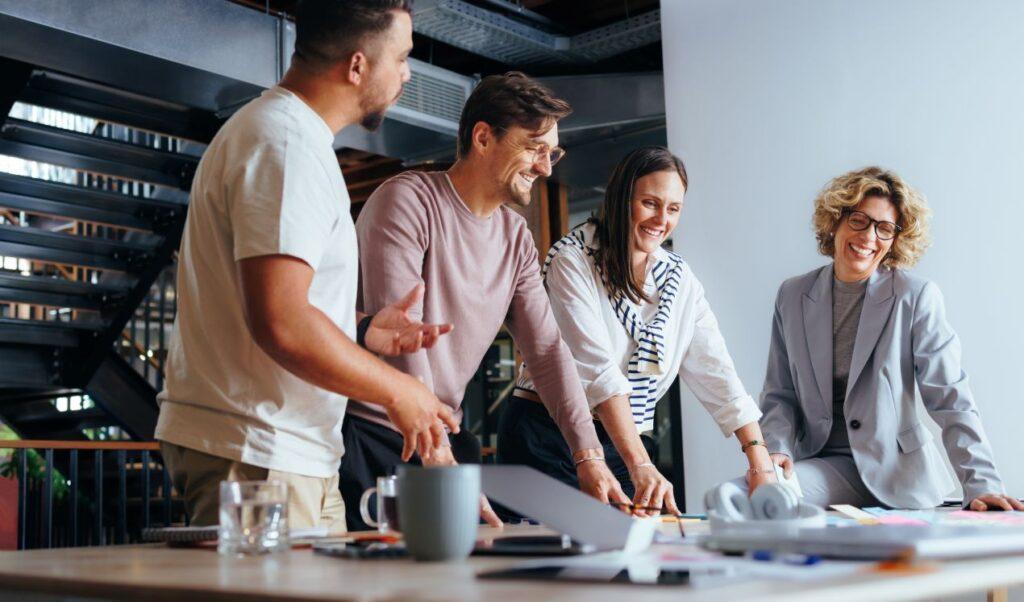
left=0, top=524, right=1022, bottom=602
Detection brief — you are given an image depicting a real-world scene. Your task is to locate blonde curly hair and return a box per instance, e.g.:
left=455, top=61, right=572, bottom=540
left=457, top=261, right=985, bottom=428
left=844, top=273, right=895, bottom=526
left=813, top=166, right=931, bottom=269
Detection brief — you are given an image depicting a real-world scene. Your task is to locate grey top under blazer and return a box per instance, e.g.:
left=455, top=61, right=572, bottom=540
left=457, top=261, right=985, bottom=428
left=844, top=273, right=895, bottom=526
left=760, top=264, right=1005, bottom=509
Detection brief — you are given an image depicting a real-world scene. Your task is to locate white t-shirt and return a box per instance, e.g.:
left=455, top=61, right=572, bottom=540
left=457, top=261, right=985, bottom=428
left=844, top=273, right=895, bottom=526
left=155, top=86, right=356, bottom=478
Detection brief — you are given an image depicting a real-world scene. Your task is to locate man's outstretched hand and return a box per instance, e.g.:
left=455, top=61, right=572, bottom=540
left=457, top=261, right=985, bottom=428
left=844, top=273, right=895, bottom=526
left=365, top=284, right=453, bottom=356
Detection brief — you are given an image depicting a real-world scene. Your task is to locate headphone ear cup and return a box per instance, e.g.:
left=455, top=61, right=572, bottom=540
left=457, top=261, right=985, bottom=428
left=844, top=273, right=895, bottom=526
left=705, top=482, right=753, bottom=521
left=751, top=483, right=799, bottom=520
left=780, top=481, right=800, bottom=511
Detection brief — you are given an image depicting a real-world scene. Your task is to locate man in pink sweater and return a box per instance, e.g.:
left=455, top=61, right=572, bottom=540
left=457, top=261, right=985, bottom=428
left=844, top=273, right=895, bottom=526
left=342, top=72, right=629, bottom=529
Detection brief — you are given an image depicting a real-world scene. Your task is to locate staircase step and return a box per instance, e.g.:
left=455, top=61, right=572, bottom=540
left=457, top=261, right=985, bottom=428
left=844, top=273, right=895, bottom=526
left=0, top=350, right=63, bottom=389
left=0, top=118, right=199, bottom=190
left=0, top=172, right=185, bottom=212
left=0, top=388, right=81, bottom=405
left=0, top=172, right=184, bottom=231
left=0, top=272, right=128, bottom=310
left=84, top=351, right=159, bottom=439
left=3, top=402, right=107, bottom=425
left=0, top=317, right=102, bottom=347
left=0, top=223, right=159, bottom=272
left=21, top=71, right=219, bottom=145
left=0, top=73, right=196, bottom=445
left=0, top=399, right=102, bottom=440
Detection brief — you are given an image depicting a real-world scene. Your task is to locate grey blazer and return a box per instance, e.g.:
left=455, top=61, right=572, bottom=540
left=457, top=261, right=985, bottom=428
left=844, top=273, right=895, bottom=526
left=760, top=264, right=1005, bottom=508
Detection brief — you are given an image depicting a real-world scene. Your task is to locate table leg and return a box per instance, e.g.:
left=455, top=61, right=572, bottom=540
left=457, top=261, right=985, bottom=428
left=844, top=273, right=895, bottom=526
left=987, top=587, right=1009, bottom=602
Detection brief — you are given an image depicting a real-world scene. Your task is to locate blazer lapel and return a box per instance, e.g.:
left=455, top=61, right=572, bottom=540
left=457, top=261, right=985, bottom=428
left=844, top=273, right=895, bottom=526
left=846, top=267, right=897, bottom=397
left=802, top=265, right=833, bottom=411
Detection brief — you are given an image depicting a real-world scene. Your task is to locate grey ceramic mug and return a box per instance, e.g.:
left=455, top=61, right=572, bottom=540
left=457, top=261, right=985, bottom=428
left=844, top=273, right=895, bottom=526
left=397, top=464, right=480, bottom=562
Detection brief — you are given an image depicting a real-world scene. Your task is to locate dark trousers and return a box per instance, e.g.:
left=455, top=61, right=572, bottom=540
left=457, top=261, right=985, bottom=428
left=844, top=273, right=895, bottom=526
left=496, top=395, right=656, bottom=499
left=339, top=414, right=482, bottom=531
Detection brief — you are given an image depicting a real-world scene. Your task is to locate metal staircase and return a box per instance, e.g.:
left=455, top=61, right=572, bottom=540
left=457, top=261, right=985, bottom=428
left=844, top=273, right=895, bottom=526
left=0, top=57, right=218, bottom=441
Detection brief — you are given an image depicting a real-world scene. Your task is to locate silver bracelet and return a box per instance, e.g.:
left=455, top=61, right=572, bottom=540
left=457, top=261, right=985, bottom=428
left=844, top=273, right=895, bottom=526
left=628, top=462, right=656, bottom=474
left=573, top=447, right=606, bottom=466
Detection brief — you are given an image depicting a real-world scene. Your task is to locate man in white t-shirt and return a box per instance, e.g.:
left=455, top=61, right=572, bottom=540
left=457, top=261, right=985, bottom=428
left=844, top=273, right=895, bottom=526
left=155, top=0, right=458, bottom=530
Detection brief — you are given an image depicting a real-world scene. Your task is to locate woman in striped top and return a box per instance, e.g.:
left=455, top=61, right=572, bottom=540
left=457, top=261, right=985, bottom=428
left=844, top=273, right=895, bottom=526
left=497, top=146, right=776, bottom=515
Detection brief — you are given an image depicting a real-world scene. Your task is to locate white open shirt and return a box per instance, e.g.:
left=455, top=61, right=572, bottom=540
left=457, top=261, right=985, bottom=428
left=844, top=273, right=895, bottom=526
left=518, top=228, right=761, bottom=435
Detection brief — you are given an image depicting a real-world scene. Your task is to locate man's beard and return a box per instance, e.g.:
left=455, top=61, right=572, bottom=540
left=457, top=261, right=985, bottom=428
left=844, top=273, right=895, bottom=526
left=504, top=180, right=532, bottom=207
left=360, top=109, right=386, bottom=131
left=358, top=83, right=402, bottom=131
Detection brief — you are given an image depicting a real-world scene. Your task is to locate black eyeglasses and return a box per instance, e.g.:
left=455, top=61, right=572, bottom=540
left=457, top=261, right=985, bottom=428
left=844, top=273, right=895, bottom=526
left=842, top=209, right=902, bottom=240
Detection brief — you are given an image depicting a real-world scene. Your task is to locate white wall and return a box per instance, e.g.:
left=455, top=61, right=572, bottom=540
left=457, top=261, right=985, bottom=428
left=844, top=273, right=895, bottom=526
left=662, top=0, right=1024, bottom=511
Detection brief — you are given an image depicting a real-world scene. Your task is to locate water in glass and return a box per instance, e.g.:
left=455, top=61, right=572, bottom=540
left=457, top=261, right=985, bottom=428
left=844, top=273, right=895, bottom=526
left=218, top=480, right=289, bottom=555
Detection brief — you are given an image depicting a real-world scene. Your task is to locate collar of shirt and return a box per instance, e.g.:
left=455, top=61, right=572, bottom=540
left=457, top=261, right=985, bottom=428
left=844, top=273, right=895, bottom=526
left=267, top=85, right=336, bottom=149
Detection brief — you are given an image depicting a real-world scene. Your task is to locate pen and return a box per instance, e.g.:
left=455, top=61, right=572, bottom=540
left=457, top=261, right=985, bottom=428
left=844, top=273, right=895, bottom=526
left=608, top=502, right=707, bottom=520
left=352, top=534, right=401, bottom=544
left=750, top=550, right=821, bottom=566
left=609, top=501, right=663, bottom=512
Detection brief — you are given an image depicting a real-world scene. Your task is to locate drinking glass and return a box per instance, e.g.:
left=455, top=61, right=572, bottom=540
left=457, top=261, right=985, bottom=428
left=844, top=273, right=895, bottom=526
left=218, top=480, right=289, bottom=555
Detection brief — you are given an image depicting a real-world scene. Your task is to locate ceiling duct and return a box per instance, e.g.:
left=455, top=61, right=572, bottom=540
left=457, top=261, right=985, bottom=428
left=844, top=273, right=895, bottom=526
left=540, top=72, right=666, bottom=200
left=413, top=0, right=661, bottom=65
left=0, top=0, right=657, bottom=170
left=0, top=0, right=475, bottom=161
left=390, top=59, right=476, bottom=136
left=332, top=57, right=474, bottom=161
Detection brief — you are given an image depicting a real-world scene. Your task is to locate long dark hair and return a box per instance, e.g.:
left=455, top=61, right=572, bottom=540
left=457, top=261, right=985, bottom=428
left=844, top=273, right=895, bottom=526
left=588, top=146, right=688, bottom=304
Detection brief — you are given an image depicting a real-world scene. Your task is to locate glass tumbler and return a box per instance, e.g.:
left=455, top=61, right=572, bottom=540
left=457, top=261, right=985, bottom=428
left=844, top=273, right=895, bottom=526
left=218, top=480, right=289, bottom=555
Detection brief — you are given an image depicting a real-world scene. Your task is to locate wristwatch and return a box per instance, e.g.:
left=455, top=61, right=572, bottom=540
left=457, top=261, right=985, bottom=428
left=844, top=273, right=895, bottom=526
left=356, top=314, right=374, bottom=348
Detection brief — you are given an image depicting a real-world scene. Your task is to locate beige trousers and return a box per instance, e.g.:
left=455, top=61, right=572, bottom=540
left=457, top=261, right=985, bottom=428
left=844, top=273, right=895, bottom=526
left=160, top=441, right=346, bottom=533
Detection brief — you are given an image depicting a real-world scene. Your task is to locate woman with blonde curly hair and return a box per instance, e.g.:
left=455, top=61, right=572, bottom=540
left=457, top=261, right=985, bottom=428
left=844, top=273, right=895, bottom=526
left=756, top=166, right=1019, bottom=510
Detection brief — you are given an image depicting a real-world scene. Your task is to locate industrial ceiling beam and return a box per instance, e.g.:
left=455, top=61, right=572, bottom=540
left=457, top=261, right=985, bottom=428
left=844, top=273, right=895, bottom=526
left=0, top=0, right=276, bottom=114
left=0, top=0, right=472, bottom=161
left=413, top=0, right=661, bottom=66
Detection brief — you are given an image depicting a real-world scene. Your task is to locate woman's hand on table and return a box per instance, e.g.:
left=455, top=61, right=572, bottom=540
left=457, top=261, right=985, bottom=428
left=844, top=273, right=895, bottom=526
left=735, top=424, right=781, bottom=496
left=968, top=493, right=1024, bottom=511
left=628, top=463, right=680, bottom=517
left=741, top=443, right=779, bottom=495
left=577, top=460, right=631, bottom=510
left=746, top=465, right=778, bottom=495
left=770, top=453, right=794, bottom=478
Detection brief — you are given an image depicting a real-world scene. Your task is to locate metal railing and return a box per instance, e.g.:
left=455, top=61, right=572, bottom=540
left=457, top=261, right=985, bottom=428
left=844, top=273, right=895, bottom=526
left=1, top=101, right=184, bottom=383
left=0, top=440, right=182, bottom=550
left=118, top=263, right=176, bottom=392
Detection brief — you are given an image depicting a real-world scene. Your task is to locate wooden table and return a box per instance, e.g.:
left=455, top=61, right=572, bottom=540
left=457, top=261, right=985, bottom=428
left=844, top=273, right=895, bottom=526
left=0, top=524, right=1019, bottom=602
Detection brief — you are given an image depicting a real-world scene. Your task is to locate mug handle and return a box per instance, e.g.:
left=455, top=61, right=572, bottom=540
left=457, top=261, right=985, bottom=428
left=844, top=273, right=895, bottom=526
left=359, top=487, right=378, bottom=527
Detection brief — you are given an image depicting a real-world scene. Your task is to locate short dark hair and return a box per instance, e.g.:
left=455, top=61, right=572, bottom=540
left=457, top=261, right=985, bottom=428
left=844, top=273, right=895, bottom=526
left=456, top=71, right=572, bottom=158
left=589, top=146, right=688, bottom=305
left=294, top=0, right=412, bottom=70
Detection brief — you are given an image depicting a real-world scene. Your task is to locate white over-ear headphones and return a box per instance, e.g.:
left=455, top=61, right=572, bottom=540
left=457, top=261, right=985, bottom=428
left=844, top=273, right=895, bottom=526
left=704, top=481, right=752, bottom=521
left=704, top=482, right=801, bottom=521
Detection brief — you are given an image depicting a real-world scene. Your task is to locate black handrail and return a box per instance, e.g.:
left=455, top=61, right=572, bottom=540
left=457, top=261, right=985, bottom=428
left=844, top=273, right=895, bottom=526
left=0, top=441, right=181, bottom=550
